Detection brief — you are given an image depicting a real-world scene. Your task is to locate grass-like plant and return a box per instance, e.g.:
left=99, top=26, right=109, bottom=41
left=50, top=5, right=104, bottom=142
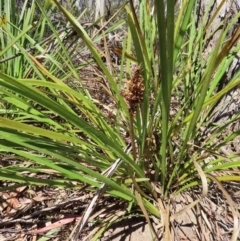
left=0, top=0, right=239, bottom=240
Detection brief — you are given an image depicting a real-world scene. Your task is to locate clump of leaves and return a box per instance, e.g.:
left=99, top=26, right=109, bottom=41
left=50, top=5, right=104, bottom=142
left=0, top=0, right=240, bottom=240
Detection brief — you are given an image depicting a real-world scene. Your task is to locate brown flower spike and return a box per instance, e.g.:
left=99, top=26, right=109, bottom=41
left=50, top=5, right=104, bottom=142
left=121, top=66, right=145, bottom=114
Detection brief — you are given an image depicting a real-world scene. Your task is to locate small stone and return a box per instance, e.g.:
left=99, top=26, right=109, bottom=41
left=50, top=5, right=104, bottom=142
left=103, top=231, right=111, bottom=237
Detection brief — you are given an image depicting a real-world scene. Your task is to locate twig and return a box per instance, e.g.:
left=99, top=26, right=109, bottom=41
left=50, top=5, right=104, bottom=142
left=0, top=194, right=92, bottom=227
left=69, top=143, right=132, bottom=241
